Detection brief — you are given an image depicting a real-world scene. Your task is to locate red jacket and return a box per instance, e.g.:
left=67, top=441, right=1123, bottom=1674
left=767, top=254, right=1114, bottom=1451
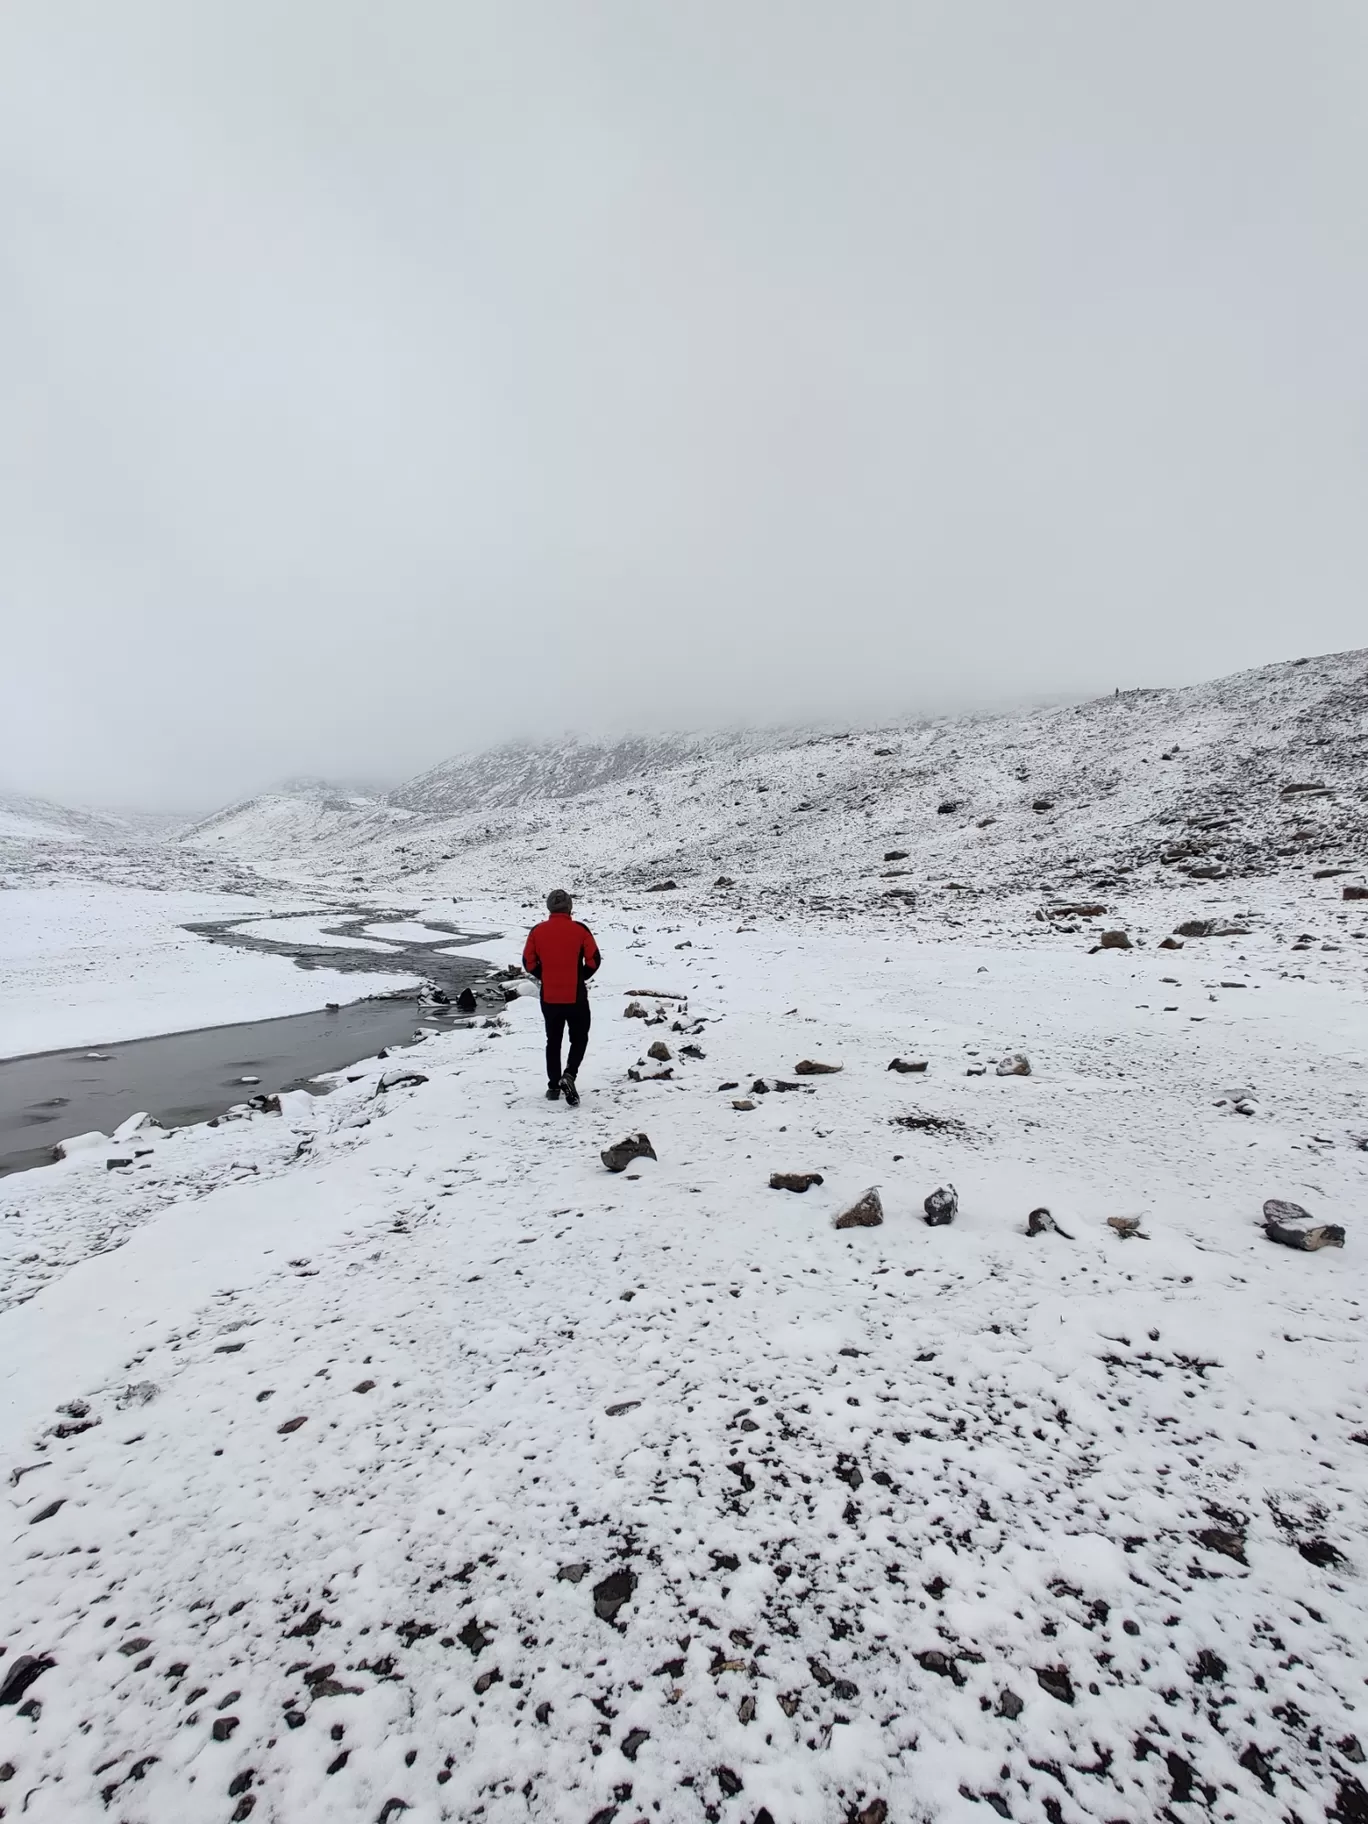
left=523, top=913, right=601, bottom=1005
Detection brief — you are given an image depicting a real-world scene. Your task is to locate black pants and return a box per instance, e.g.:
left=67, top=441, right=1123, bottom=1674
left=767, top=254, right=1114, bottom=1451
left=542, top=996, right=591, bottom=1085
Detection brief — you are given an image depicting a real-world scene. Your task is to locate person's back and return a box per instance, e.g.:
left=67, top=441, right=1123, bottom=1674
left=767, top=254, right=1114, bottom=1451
left=523, top=889, right=600, bottom=1105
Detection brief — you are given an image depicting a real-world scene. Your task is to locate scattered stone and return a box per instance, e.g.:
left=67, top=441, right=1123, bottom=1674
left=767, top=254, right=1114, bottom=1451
left=793, top=1059, right=842, bottom=1074
left=27, top=1500, right=65, bottom=1524
left=738, top=1694, right=756, bottom=1724
left=456, top=987, right=477, bottom=1013
left=116, top=1381, right=158, bottom=1408
left=1106, top=1216, right=1146, bottom=1239
left=601, top=1133, right=657, bottom=1173
left=374, top=1069, right=428, bottom=1095
left=731, top=1099, right=756, bottom=1111
left=996, top=1689, right=1023, bottom=1719
left=277, top=1416, right=307, bottom=1435
left=995, top=1053, right=1031, bottom=1076
left=556, top=1563, right=591, bottom=1583
left=924, top=1184, right=958, bottom=1226
left=647, top=1041, right=672, bottom=1062
left=353, top=1380, right=376, bottom=1394
left=645, top=880, right=679, bottom=892
left=887, top=1057, right=928, bottom=1073
left=0, top=1656, right=53, bottom=1706
left=1158, top=936, right=1183, bottom=950
left=851, top=1804, right=887, bottom=1824
left=883, top=850, right=909, bottom=862
left=770, top=1172, right=824, bottom=1193
left=1193, top=1649, right=1227, bottom=1682
left=834, top=1187, right=883, bottom=1229
left=1035, top=1665, right=1074, bottom=1705
left=624, top=1002, right=649, bottom=1019
left=1099, top=930, right=1132, bottom=950
left=1174, top=919, right=1215, bottom=937
left=937, top=800, right=962, bottom=815
left=592, top=1568, right=636, bottom=1623
left=247, top=1094, right=282, bottom=1114
left=680, top=1043, right=706, bottom=1059
left=53, top=1130, right=110, bottom=1162
left=1264, top=1212, right=1345, bottom=1251
left=212, top=1716, right=240, bottom=1742
left=622, top=1728, right=649, bottom=1761
left=605, top=1401, right=640, bottom=1416
left=1345, top=885, right=1368, bottom=901
left=716, top=1767, right=743, bottom=1797
left=1026, top=1207, right=1073, bottom=1239
left=1032, top=798, right=1054, bottom=812
left=105, top=1157, right=133, bottom=1171
left=713, top=876, right=735, bottom=888
left=917, top=1650, right=964, bottom=1685
left=893, top=1111, right=967, bottom=1134
left=473, top=1668, right=501, bottom=1694
left=1196, top=1527, right=1247, bottom=1564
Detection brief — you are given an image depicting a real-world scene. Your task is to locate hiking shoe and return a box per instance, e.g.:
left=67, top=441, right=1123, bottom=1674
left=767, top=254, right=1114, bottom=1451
left=561, top=1073, right=580, bottom=1108
left=545, top=1083, right=561, bottom=1101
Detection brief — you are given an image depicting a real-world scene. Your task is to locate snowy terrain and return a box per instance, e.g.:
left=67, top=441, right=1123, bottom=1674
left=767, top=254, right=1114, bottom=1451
left=0, top=651, right=1366, bottom=1822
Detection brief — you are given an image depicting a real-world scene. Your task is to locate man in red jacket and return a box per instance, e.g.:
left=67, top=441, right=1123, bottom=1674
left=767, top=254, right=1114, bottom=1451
left=522, top=889, right=601, bottom=1106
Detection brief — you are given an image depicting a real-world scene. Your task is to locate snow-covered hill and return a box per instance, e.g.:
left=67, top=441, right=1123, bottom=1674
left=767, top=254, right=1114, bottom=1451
left=179, top=648, right=1368, bottom=916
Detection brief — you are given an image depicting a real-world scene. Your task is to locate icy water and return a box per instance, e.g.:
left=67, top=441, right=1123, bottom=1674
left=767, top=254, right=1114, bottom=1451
left=0, top=907, right=505, bottom=1176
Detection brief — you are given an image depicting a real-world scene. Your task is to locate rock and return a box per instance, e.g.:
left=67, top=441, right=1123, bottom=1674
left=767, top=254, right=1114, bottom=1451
left=923, top=1184, right=958, bottom=1226
left=0, top=1656, right=54, bottom=1707
left=793, top=1059, right=842, bottom=1074
left=647, top=1041, right=672, bottom=1062
left=277, top=1416, right=307, bottom=1434
left=888, top=1057, right=928, bottom=1073
left=1032, top=798, right=1054, bottom=812
left=1035, top=1665, right=1074, bottom=1705
left=995, top=1053, right=1031, bottom=1076
left=883, top=849, right=909, bottom=862
left=1158, top=936, right=1183, bottom=950
left=601, top=1133, right=657, bottom=1173
left=1106, top=1215, right=1146, bottom=1239
left=622, top=1728, right=649, bottom=1761
left=716, top=1767, right=743, bottom=1798
left=1048, top=902, right=1107, bottom=918
left=1026, top=1207, right=1073, bottom=1238
left=375, top=1069, right=428, bottom=1095
left=624, top=1002, right=649, bottom=1019
left=1099, top=930, right=1131, bottom=950
left=556, top=1563, right=590, bottom=1584
left=1281, top=781, right=1332, bottom=796
left=1174, top=919, right=1215, bottom=937
left=237, top=1076, right=261, bottom=1085
left=936, top=800, right=962, bottom=815
left=1263, top=1197, right=1313, bottom=1224
left=325, top=1002, right=340, bottom=1012
left=1264, top=1212, right=1345, bottom=1251
left=713, top=876, right=735, bottom=888
left=112, top=1111, right=161, bottom=1142
left=248, top=1094, right=282, bottom=1114
left=917, top=1650, right=964, bottom=1685
left=770, top=1172, right=825, bottom=1193
left=105, top=1157, right=133, bottom=1171
left=731, top=1099, right=756, bottom=1111
left=1345, top=885, right=1368, bottom=901
left=680, top=1043, right=705, bottom=1059
left=645, top=880, right=679, bottom=892
left=592, top=1568, right=636, bottom=1622
left=456, top=987, right=478, bottom=1013
left=53, top=1130, right=110, bottom=1162
left=996, top=1689, right=1023, bottom=1719
left=427, top=987, right=450, bottom=1005
left=834, top=1187, right=883, bottom=1229
left=212, top=1716, right=240, bottom=1742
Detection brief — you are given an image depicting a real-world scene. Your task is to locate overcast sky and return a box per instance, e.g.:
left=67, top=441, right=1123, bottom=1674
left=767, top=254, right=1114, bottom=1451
left=2, top=3, right=1366, bottom=810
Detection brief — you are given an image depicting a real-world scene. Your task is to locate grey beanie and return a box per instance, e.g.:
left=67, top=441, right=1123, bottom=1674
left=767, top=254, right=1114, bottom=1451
left=546, top=888, right=573, bottom=913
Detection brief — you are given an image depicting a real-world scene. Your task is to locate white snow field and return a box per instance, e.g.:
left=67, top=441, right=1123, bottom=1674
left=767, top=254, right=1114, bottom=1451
left=0, top=652, right=1365, bottom=1822
left=0, top=899, right=1366, bottom=1824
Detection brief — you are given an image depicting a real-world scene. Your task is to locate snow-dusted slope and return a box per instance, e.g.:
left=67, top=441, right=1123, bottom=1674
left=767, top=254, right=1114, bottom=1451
left=179, top=649, right=1368, bottom=913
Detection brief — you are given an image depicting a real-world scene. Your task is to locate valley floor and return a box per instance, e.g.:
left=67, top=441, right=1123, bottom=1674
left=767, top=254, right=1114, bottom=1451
left=0, top=897, right=1365, bottom=1823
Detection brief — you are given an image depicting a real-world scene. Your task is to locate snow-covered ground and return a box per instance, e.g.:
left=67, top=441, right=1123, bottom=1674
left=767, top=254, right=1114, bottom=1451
left=1, top=892, right=1365, bottom=1823
left=0, top=887, right=418, bottom=1059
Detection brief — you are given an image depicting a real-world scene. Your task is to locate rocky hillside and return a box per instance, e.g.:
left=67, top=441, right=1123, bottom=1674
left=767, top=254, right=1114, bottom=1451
left=176, top=649, right=1368, bottom=917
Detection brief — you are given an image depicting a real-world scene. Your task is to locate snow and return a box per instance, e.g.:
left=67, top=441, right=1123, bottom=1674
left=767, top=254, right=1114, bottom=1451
left=0, top=887, right=417, bottom=1059
left=2, top=652, right=1367, bottom=1819
left=1, top=895, right=1366, bottom=1821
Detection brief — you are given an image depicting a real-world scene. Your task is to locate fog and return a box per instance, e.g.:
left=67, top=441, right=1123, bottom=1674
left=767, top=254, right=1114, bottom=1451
left=3, top=2, right=1366, bottom=812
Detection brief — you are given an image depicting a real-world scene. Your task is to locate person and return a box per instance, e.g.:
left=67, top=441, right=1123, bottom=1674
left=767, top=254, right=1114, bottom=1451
left=522, top=889, right=601, bottom=1106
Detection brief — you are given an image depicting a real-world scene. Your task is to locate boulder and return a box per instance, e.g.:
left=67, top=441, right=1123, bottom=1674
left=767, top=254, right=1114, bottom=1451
left=1345, top=885, right=1368, bottom=901
left=624, top=1002, right=649, bottom=1019
left=793, top=1059, right=842, bottom=1075
left=924, top=1184, right=958, bottom=1226
left=770, top=1172, right=824, bottom=1193
left=248, top=1093, right=283, bottom=1114
left=1158, top=937, right=1183, bottom=950
left=645, top=880, right=679, bottom=892
left=375, top=1069, right=429, bottom=1095
left=1026, top=1207, right=1073, bottom=1239
left=113, top=1111, right=161, bottom=1142
left=1174, top=920, right=1215, bottom=938
left=731, top=1099, right=756, bottom=1111
left=834, top=1187, right=883, bottom=1229
left=936, top=800, right=962, bottom=815
left=601, top=1133, right=657, bottom=1173
left=1262, top=1196, right=1343, bottom=1250
left=456, top=987, right=477, bottom=1012
left=647, top=1041, right=672, bottom=1062
left=1099, top=930, right=1132, bottom=950
left=53, top=1130, right=109, bottom=1162
left=883, top=849, right=909, bottom=862
left=996, top=1053, right=1031, bottom=1076
left=887, top=1057, right=928, bottom=1074
left=713, top=876, right=736, bottom=888
left=1032, top=798, right=1054, bottom=813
